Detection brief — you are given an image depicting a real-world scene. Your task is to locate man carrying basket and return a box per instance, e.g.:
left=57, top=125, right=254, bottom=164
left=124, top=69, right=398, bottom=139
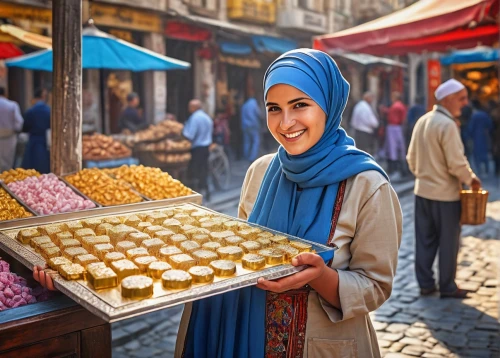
left=407, top=79, right=481, bottom=299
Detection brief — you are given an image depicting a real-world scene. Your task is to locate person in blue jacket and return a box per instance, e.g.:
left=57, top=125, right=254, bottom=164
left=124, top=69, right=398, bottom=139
left=467, top=99, right=493, bottom=176
left=21, top=88, right=51, bottom=173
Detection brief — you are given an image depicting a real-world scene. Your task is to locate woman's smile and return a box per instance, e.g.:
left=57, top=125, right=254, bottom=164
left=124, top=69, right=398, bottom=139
left=281, top=129, right=306, bottom=141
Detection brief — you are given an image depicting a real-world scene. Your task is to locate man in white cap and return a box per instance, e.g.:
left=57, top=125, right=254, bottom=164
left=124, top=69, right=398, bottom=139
left=407, top=79, right=481, bottom=299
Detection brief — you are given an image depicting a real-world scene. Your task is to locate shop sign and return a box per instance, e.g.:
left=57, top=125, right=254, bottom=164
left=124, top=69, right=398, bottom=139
left=427, top=59, right=441, bottom=110
left=0, top=3, right=52, bottom=24
left=95, top=0, right=167, bottom=12
left=91, top=4, right=162, bottom=33
left=109, top=29, right=134, bottom=43
left=276, top=8, right=327, bottom=33
left=165, top=21, right=212, bottom=42
left=227, top=0, right=276, bottom=25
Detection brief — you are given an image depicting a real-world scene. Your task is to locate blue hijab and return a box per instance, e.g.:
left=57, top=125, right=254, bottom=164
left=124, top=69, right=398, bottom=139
left=184, top=49, right=387, bottom=358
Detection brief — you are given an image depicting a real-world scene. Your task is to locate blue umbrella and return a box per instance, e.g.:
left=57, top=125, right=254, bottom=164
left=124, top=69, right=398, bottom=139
left=5, top=25, right=190, bottom=72
left=441, top=46, right=499, bottom=65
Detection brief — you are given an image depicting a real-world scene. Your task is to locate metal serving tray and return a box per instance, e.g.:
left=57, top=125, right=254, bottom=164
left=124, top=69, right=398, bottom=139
left=0, top=203, right=334, bottom=323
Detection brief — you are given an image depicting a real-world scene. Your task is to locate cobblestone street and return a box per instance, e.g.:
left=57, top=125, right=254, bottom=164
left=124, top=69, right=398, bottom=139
left=112, top=180, right=500, bottom=358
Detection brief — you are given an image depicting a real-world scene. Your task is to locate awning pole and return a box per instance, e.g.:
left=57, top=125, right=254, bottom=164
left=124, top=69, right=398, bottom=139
left=51, top=0, right=82, bottom=175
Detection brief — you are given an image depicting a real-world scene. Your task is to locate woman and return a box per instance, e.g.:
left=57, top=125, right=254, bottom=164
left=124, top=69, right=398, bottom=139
left=177, top=49, right=402, bottom=357
left=34, top=49, right=402, bottom=357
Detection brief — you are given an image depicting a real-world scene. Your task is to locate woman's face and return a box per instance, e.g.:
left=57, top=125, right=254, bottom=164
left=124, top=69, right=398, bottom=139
left=266, top=84, right=326, bottom=156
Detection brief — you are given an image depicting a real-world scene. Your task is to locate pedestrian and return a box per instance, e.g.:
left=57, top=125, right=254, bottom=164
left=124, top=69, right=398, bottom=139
left=407, top=79, right=481, bottom=299
left=350, top=91, right=379, bottom=155
left=382, top=91, right=407, bottom=179
left=182, top=99, right=213, bottom=200
left=213, top=109, right=231, bottom=154
left=406, top=95, right=426, bottom=141
left=241, top=90, right=263, bottom=162
left=467, top=99, right=493, bottom=176
left=489, top=100, right=500, bottom=178
left=118, top=92, right=147, bottom=133
left=176, top=49, right=402, bottom=357
left=0, top=87, right=23, bottom=172
left=21, top=88, right=51, bottom=174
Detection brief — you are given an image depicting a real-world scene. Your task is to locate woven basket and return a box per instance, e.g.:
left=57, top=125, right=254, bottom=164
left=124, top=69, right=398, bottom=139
left=460, top=189, right=488, bottom=225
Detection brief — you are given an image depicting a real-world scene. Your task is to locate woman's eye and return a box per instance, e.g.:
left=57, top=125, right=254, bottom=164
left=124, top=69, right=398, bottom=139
left=294, top=102, right=308, bottom=109
left=267, top=106, right=280, bottom=112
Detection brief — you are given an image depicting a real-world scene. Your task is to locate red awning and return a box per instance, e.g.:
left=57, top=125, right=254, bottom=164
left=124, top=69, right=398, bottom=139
left=314, top=0, right=498, bottom=54
left=0, top=42, right=23, bottom=59
left=165, top=21, right=212, bottom=42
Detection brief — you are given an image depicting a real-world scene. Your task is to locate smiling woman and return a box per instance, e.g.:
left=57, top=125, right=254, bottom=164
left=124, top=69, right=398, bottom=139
left=266, top=86, right=326, bottom=155
left=176, top=49, right=402, bottom=358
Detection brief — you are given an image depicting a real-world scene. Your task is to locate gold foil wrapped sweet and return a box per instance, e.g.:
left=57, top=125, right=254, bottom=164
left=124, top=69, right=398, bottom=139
left=270, top=236, right=289, bottom=245
left=188, top=266, right=214, bottom=284
left=179, top=240, right=200, bottom=254
left=59, top=239, right=81, bottom=250
left=242, top=254, right=266, bottom=270
left=128, top=232, right=151, bottom=246
left=75, top=254, right=100, bottom=268
left=38, top=242, right=57, bottom=253
left=104, top=251, right=126, bottom=266
left=66, top=221, right=84, bottom=233
left=258, top=248, right=284, bottom=265
left=256, top=232, right=274, bottom=239
left=192, top=250, right=219, bottom=266
left=275, top=244, right=300, bottom=261
left=162, top=219, right=182, bottom=233
left=55, top=231, right=73, bottom=245
left=167, top=254, right=196, bottom=270
left=74, top=228, right=96, bottom=242
left=87, top=265, right=118, bottom=290
left=65, top=168, right=143, bottom=206
left=121, top=275, right=154, bottom=299
left=162, top=270, right=192, bottom=290
left=147, top=261, right=171, bottom=279
left=209, top=231, right=235, bottom=244
left=146, top=212, right=168, bottom=225
left=116, top=241, right=137, bottom=254
left=173, top=213, right=197, bottom=226
left=140, top=238, right=165, bottom=257
left=133, top=256, right=158, bottom=273
left=159, top=246, right=183, bottom=261
left=153, top=230, right=175, bottom=243
left=94, top=243, right=115, bottom=260
left=190, top=234, right=210, bottom=246
left=256, top=238, right=271, bottom=248
left=42, top=246, right=61, bottom=260
left=169, top=234, right=188, bottom=247
left=201, top=242, right=221, bottom=252
left=95, top=223, right=113, bottom=236
left=224, top=236, right=244, bottom=246
left=58, top=263, right=86, bottom=280
left=126, top=247, right=149, bottom=260
left=81, top=218, right=103, bottom=231
left=47, top=256, right=72, bottom=270
left=109, top=225, right=136, bottom=245
left=289, top=241, right=312, bottom=252
left=110, top=259, right=140, bottom=281
left=0, top=168, right=40, bottom=184
left=216, top=246, right=244, bottom=261
left=17, top=228, right=40, bottom=244
left=237, top=228, right=262, bottom=240
left=63, top=247, right=89, bottom=261
left=82, top=235, right=111, bottom=252
left=143, top=225, right=165, bottom=236
left=43, top=226, right=62, bottom=241
left=137, top=221, right=153, bottom=232
left=124, top=215, right=141, bottom=228
left=239, top=241, right=262, bottom=254
left=209, top=260, right=236, bottom=277
left=103, top=217, right=121, bottom=225
left=106, top=165, right=192, bottom=200
left=222, top=220, right=241, bottom=231
left=30, top=236, right=51, bottom=250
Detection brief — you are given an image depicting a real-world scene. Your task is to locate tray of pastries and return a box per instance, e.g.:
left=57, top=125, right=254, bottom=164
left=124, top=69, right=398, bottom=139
left=0, top=203, right=334, bottom=322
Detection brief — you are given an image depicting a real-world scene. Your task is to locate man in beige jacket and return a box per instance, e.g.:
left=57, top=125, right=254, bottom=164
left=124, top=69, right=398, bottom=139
left=407, top=79, right=481, bottom=299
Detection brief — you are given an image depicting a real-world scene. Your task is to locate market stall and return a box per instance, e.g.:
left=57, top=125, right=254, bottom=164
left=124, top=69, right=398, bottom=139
left=441, top=47, right=500, bottom=104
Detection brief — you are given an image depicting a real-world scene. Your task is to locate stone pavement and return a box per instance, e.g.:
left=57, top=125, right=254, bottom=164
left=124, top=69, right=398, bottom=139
left=111, top=180, right=499, bottom=358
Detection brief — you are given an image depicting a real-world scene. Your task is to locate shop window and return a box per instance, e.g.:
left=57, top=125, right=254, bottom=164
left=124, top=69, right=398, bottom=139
left=298, top=0, right=324, bottom=13
left=188, top=0, right=218, bottom=13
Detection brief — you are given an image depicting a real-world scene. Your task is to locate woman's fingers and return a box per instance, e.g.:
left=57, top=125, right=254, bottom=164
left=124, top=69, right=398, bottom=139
left=33, top=266, right=40, bottom=282
left=45, top=271, right=56, bottom=291
left=292, top=252, right=324, bottom=267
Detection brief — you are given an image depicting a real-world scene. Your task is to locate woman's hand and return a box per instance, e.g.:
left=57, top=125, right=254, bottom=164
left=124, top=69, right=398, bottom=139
left=33, top=265, right=58, bottom=291
left=256, top=253, right=326, bottom=293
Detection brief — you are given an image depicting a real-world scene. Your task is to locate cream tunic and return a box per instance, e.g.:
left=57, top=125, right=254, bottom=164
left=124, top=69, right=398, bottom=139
left=176, top=154, right=402, bottom=358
